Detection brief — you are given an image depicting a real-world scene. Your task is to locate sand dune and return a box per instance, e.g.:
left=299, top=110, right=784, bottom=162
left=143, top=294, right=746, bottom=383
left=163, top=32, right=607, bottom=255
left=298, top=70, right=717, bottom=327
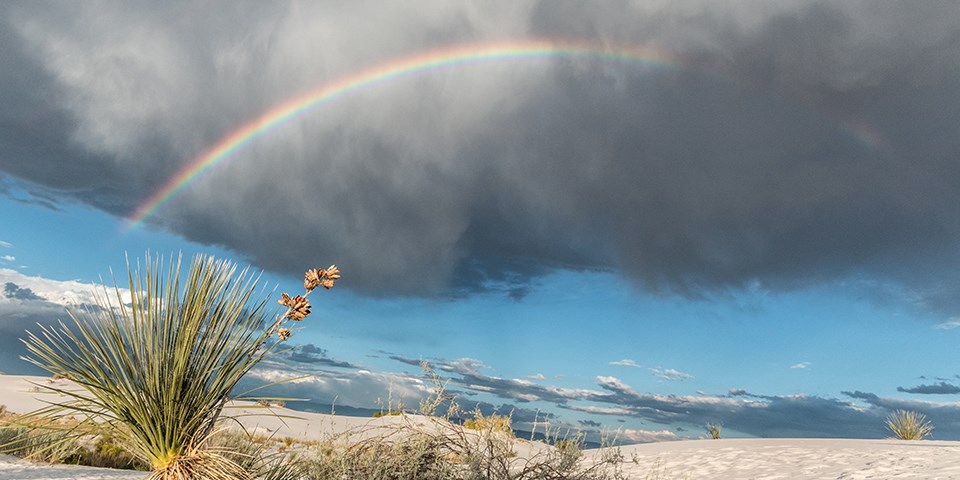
left=0, top=454, right=144, bottom=480
left=4, top=374, right=960, bottom=479
left=590, top=438, right=960, bottom=479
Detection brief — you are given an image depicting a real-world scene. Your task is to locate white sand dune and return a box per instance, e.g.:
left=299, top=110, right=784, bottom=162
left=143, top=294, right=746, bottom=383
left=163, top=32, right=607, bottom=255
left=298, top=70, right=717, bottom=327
left=588, top=438, right=960, bottom=479
left=5, top=374, right=960, bottom=479
left=0, top=454, right=145, bottom=480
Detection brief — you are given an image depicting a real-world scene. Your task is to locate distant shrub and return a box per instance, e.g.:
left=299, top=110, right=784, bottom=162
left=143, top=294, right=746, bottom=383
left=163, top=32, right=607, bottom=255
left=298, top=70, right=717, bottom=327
left=463, top=412, right=513, bottom=436
left=372, top=410, right=403, bottom=418
left=706, top=423, right=722, bottom=440
left=886, top=410, right=933, bottom=440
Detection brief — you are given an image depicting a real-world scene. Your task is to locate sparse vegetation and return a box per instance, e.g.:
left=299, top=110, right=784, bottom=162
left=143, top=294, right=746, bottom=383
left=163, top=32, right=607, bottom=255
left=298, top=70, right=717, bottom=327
left=372, top=410, right=404, bottom=418
left=886, top=410, right=933, bottom=440
left=0, top=254, right=686, bottom=479
left=463, top=412, right=513, bottom=436
left=706, top=423, right=722, bottom=440
left=4, top=253, right=339, bottom=479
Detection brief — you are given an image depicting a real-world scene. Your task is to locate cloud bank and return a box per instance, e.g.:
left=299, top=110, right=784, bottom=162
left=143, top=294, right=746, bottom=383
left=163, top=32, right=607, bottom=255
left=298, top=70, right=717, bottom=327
left=1, top=2, right=959, bottom=303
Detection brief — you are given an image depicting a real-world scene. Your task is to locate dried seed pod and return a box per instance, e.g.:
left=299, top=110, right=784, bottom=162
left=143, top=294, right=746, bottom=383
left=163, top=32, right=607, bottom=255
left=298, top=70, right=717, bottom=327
left=321, top=265, right=340, bottom=289
left=304, top=268, right=322, bottom=291
left=277, top=328, right=292, bottom=341
left=285, top=295, right=311, bottom=320
left=278, top=292, right=293, bottom=306
left=325, top=265, right=341, bottom=280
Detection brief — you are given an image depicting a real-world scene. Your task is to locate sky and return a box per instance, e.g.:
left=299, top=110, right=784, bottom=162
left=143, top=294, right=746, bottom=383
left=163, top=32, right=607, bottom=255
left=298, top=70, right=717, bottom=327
left=2, top=0, right=960, bottom=443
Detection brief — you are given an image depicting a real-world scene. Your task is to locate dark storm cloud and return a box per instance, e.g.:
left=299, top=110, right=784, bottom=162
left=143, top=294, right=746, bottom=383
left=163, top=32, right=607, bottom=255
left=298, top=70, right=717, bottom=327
left=3, top=2, right=960, bottom=303
left=897, top=382, right=960, bottom=395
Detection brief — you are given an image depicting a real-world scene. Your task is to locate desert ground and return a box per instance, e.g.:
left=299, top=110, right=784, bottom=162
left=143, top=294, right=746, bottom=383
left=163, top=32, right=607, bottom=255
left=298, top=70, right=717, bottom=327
left=3, top=374, right=960, bottom=479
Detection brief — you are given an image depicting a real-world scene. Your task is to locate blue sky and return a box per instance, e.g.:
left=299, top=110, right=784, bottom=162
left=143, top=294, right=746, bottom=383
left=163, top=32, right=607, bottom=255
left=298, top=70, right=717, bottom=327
left=3, top=1, right=960, bottom=443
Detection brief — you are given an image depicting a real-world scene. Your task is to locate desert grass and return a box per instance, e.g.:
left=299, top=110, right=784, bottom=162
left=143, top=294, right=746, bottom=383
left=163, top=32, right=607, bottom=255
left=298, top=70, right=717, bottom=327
left=706, top=423, right=722, bottom=440
left=0, top=410, right=148, bottom=469
left=279, top=363, right=640, bottom=480
left=5, top=253, right=339, bottom=479
left=886, top=409, right=933, bottom=440
left=290, top=415, right=631, bottom=480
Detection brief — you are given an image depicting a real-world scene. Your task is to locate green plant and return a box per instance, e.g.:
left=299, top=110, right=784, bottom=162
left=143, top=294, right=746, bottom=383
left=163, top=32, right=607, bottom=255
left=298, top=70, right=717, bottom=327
left=12, top=253, right=339, bottom=479
left=706, top=423, right=722, bottom=440
left=886, top=410, right=933, bottom=440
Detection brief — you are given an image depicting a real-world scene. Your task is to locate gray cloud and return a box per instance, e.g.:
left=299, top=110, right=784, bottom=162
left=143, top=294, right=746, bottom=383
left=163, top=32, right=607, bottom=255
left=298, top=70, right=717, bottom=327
left=897, top=382, right=960, bottom=395
left=390, top=354, right=600, bottom=404
left=3, top=282, right=44, bottom=301
left=283, top=343, right=361, bottom=369
left=0, top=301, right=66, bottom=375
left=2, top=2, right=960, bottom=306
left=386, top=354, right=960, bottom=439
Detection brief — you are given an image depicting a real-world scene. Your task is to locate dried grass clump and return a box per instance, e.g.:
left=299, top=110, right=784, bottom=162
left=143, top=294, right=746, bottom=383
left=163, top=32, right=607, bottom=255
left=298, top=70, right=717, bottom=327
left=706, top=423, right=722, bottom=440
left=886, top=410, right=933, bottom=440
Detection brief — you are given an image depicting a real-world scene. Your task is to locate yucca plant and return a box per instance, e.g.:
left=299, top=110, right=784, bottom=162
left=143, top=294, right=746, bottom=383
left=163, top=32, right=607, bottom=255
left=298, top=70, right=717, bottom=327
left=11, top=253, right=339, bottom=479
left=706, top=423, right=722, bottom=440
left=886, top=409, right=933, bottom=440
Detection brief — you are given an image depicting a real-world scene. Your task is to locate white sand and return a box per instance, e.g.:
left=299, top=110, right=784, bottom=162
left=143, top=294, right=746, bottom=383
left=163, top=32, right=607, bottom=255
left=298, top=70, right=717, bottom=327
left=0, top=454, right=144, bottom=480
left=5, top=374, right=960, bottom=479
left=588, top=438, right=960, bottom=479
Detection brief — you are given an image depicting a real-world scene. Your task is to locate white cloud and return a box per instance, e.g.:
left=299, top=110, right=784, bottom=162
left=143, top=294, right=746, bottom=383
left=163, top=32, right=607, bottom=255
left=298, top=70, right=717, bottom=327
left=935, top=318, right=960, bottom=330
left=790, top=362, right=811, bottom=369
left=618, top=428, right=681, bottom=443
left=597, top=375, right=640, bottom=395
left=440, top=358, right=489, bottom=376
left=609, top=359, right=642, bottom=368
left=650, top=367, right=694, bottom=381
left=0, top=255, right=13, bottom=262
left=526, top=373, right=545, bottom=380
left=246, top=366, right=429, bottom=409
left=0, top=241, right=12, bottom=248
left=0, top=268, right=128, bottom=306
left=566, top=405, right=634, bottom=416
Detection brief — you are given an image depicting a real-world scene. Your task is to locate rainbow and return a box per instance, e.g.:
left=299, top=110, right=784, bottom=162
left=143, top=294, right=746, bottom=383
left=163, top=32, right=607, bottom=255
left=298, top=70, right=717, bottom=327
left=124, top=39, right=885, bottom=231
left=124, top=40, right=677, bottom=231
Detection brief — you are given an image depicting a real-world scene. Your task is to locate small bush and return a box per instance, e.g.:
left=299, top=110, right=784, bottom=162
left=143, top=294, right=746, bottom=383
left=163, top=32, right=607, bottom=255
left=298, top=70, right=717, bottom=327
left=706, top=423, right=722, bottom=440
left=886, top=410, right=933, bottom=440
left=463, top=412, right=513, bottom=436
left=372, top=410, right=404, bottom=418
